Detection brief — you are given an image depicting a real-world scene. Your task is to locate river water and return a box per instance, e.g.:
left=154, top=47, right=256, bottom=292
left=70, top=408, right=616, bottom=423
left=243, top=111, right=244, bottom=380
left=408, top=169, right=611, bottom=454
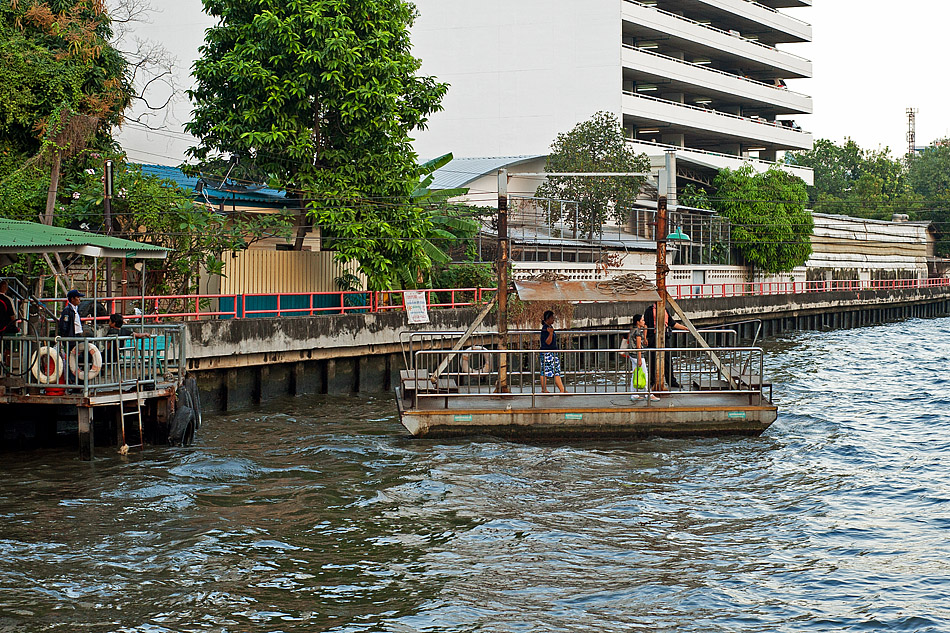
left=2, top=317, right=950, bottom=632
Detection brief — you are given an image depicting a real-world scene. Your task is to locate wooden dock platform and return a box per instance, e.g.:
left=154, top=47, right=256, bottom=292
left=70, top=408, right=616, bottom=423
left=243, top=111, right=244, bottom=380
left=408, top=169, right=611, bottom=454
left=397, top=387, right=776, bottom=440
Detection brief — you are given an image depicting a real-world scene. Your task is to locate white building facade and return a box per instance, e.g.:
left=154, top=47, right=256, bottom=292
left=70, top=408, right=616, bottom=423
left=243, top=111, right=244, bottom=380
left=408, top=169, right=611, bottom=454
left=411, top=0, right=813, bottom=181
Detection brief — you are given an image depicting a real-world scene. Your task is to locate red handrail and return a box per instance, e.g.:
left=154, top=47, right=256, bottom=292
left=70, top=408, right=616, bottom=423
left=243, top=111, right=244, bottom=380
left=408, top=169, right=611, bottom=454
left=31, top=277, right=950, bottom=322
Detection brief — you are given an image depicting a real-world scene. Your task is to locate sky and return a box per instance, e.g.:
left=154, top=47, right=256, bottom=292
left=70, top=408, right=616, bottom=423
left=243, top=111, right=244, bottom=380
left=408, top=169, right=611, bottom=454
left=115, top=0, right=950, bottom=166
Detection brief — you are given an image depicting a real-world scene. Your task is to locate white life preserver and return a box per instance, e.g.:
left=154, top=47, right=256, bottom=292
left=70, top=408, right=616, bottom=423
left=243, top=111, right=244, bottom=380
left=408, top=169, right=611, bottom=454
left=68, top=342, right=102, bottom=380
left=460, top=346, right=492, bottom=374
left=30, top=346, right=64, bottom=384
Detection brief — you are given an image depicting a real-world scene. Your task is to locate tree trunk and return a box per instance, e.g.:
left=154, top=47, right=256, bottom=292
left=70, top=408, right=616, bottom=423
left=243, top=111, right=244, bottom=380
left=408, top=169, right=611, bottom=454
left=43, top=151, right=62, bottom=226
left=292, top=204, right=309, bottom=251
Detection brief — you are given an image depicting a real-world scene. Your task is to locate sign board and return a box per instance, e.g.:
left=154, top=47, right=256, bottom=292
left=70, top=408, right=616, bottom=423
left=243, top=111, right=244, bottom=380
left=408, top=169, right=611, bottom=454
left=404, top=290, right=430, bottom=324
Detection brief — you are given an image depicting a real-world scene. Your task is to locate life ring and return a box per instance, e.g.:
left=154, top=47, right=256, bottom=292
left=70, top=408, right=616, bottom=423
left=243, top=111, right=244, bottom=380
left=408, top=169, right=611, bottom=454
left=30, top=346, right=63, bottom=384
left=460, top=346, right=492, bottom=374
left=68, top=342, right=102, bottom=380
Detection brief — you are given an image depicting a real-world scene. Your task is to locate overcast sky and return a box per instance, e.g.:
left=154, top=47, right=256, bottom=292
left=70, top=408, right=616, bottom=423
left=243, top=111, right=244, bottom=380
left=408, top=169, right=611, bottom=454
left=115, top=0, right=949, bottom=166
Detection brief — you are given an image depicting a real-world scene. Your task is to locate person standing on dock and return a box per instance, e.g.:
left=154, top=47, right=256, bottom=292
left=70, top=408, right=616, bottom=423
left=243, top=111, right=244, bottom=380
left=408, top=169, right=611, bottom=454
left=624, top=314, right=659, bottom=402
left=645, top=303, right=688, bottom=390
left=539, top=310, right=566, bottom=394
left=58, top=289, right=85, bottom=338
left=58, top=289, right=85, bottom=385
left=0, top=280, right=19, bottom=336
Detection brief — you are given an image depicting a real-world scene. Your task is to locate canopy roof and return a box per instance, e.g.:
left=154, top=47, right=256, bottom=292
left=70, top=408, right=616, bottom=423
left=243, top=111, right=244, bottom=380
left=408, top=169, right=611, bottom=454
left=0, top=219, right=169, bottom=259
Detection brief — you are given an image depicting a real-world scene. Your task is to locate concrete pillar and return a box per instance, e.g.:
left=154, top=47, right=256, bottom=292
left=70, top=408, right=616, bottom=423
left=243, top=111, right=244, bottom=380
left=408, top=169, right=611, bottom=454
left=260, top=364, right=291, bottom=402
left=327, top=358, right=357, bottom=394
left=293, top=360, right=323, bottom=395
left=78, top=406, right=94, bottom=461
left=358, top=355, right=388, bottom=393
left=225, top=368, right=256, bottom=410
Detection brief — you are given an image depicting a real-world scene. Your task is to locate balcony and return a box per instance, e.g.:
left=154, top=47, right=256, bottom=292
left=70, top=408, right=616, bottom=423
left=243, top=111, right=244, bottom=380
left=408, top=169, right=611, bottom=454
left=622, top=91, right=813, bottom=151
left=757, top=0, right=810, bottom=7
left=624, top=137, right=814, bottom=185
left=622, top=45, right=812, bottom=115
left=623, top=0, right=812, bottom=78
left=686, top=0, right=811, bottom=44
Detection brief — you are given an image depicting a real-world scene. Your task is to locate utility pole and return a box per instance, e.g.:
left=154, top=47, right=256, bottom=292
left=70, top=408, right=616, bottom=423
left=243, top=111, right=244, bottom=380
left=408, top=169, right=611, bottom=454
left=104, top=159, right=114, bottom=298
left=495, top=169, right=510, bottom=393
left=655, top=194, right=668, bottom=392
left=907, top=108, right=918, bottom=158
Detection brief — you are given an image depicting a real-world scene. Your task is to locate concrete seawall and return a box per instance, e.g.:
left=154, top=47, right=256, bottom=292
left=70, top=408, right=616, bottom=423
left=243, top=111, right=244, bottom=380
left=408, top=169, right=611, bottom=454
left=187, top=287, right=950, bottom=412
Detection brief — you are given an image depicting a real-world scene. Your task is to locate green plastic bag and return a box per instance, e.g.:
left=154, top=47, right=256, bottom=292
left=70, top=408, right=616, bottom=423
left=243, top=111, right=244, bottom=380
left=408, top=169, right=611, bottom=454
left=633, top=363, right=648, bottom=389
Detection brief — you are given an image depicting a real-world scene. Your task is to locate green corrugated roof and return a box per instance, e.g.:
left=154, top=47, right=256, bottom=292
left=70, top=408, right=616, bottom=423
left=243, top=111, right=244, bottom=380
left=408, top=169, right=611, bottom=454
left=0, top=219, right=169, bottom=259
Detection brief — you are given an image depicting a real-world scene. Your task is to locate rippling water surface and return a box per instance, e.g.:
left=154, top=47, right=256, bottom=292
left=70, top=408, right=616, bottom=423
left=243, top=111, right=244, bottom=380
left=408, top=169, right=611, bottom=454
left=2, top=318, right=950, bottom=632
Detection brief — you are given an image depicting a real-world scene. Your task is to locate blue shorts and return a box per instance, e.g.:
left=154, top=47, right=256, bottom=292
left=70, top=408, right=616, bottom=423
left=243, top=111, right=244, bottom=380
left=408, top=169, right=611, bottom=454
left=541, top=352, right=561, bottom=377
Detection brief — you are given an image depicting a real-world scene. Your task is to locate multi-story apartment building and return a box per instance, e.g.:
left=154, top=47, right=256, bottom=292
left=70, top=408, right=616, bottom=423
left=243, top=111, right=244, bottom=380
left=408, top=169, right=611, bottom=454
left=411, top=0, right=813, bottom=184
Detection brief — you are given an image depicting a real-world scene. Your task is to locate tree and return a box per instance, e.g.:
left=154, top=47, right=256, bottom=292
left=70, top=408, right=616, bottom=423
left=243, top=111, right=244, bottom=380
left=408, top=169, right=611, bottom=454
left=907, top=141, right=950, bottom=256
left=186, top=0, right=448, bottom=291
left=713, top=165, right=812, bottom=275
left=0, top=3, right=294, bottom=292
left=786, top=138, right=909, bottom=219
left=534, top=111, right=650, bottom=238
left=0, top=0, right=133, bottom=225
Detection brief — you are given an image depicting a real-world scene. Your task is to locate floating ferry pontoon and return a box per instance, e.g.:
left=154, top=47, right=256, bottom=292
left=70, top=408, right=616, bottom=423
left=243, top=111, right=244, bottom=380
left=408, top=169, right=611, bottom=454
left=395, top=325, right=776, bottom=440
left=395, top=171, right=777, bottom=440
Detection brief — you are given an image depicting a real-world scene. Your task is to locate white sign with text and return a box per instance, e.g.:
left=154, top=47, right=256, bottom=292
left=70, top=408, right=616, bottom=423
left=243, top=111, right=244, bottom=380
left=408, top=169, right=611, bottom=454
left=404, top=290, right=430, bottom=324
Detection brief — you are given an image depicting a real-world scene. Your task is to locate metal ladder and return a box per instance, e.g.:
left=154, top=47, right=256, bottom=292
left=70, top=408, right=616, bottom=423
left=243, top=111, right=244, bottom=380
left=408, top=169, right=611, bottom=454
left=119, top=379, right=145, bottom=451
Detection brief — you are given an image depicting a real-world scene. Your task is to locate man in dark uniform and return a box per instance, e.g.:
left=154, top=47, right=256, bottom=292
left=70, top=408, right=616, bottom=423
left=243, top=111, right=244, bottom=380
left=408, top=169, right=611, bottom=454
left=58, top=289, right=85, bottom=385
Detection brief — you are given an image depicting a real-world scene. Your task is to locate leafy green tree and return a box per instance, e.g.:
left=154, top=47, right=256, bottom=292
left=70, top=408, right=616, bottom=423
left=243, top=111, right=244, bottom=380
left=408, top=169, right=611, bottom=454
left=786, top=138, right=908, bottom=219
left=407, top=153, right=480, bottom=286
left=535, top=111, right=650, bottom=238
left=713, top=165, right=812, bottom=274
left=0, top=0, right=133, bottom=224
left=907, top=141, right=950, bottom=256
left=186, top=0, right=448, bottom=291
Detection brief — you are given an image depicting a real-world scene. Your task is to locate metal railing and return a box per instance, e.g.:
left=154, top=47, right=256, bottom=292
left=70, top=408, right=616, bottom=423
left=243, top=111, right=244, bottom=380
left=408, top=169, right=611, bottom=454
left=0, top=324, right=185, bottom=397
left=737, top=0, right=812, bottom=27
left=13, top=277, right=948, bottom=325
left=621, top=44, right=811, bottom=98
left=623, top=137, right=808, bottom=170
left=667, top=277, right=950, bottom=299
left=408, top=344, right=768, bottom=409
left=623, top=0, right=811, bottom=63
left=622, top=90, right=810, bottom=134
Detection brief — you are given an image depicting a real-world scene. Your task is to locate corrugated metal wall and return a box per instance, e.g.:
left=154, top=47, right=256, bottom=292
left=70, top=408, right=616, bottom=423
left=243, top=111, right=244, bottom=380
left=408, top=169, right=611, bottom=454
left=219, top=250, right=365, bottom=294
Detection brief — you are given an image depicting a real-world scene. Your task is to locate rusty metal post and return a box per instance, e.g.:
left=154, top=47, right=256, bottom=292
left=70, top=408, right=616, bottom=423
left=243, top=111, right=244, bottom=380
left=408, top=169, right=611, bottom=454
left=495, top=169, right=509, bottom=393
left=104, top=159, right=114, bottom=298
left=655, top=194, right=669, bottom=392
